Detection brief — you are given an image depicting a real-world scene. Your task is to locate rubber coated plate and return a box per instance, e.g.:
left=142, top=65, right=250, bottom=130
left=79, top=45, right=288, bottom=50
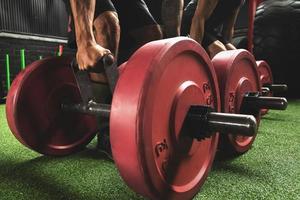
left=212, top=50, right=261, bottom=154
left=118, top=61, right=127, bottom=75
left=6, top=57, right=98, bottom=156
left=257, top=60, right=273, bottom=115
left=257, top=60, right=273, bottom=85
left=110, top=38, right=220, bottom=200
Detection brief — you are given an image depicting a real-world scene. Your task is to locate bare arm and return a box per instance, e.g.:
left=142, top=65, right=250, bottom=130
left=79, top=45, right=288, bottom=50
left=70, top=0, right=110, bottom=70
left=70, top=0, right=96, bottom=47
left=161, top=0, right=183, bottom=37
left=190, top=0, right=218, bottom=43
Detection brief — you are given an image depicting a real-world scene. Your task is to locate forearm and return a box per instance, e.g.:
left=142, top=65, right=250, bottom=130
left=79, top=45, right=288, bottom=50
left=70, top=0, right=96, bottom=47
left=190, top=16, right=205, bottom=43
left=190, top=0, right=218, bottom=43
left=161, top=0, right=183, bottom=37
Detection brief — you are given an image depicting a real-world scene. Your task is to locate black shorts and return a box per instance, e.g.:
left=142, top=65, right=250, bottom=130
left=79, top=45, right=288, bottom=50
left=112, top=0, right=158, bottom=33
left=144, top=0, right=163, bottom=24
left=181, top=0, right=244, bottom=47
left=63, top=0, right=157, bottom=48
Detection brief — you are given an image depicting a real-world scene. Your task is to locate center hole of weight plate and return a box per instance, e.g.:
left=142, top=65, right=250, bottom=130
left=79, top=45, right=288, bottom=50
left=170, top=81, right=207, bottom=156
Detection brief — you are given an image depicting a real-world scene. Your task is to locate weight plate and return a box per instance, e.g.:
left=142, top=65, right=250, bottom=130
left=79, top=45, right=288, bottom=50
left=212, top=50, right=261, bottom=154
left=257, top=60, right=273, bottom=85
left=6, top=57, right=98, bottom=156
left=118, top=61, right=127, bottom=75
left=257, top=61, right=273, bottom=115
left=110, top=38, right=220, bottom=199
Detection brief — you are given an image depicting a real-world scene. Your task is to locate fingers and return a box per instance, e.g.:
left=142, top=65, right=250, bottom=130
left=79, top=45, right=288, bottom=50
left=225, top=43, right=237, bottom=50
left=207, top=40, right=227, bottom=58
left=76, top=43, right=111, bottom=70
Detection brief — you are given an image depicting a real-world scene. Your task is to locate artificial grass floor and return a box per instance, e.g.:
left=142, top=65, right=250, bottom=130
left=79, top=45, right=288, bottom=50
left=0, top=101, right=299, bottom=200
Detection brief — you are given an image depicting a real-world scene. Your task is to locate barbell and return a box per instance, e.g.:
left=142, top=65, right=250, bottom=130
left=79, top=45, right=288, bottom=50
left=212, top=50, right=287, bottom=155
left=4, top=38, right=285, bottom=199
left=256, top=60, right=288, bottom=115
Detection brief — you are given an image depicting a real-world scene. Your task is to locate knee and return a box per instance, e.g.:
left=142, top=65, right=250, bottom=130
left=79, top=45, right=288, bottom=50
left=93, top=11, right=120, bottom=40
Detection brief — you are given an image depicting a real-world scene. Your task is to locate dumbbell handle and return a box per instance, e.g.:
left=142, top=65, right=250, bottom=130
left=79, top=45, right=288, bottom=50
left=62, top=103, right=257, bottom=139
left=207, top=112, right=257, bottom=137
left=62, top=101, right=111, bottom=118
left=181, top=106, right=257, bottom=140
left=243, top=94, right=288, bottom=110
left=254, top=96, right=287, bottom=110
left=263, top=83, right=288, bottom=93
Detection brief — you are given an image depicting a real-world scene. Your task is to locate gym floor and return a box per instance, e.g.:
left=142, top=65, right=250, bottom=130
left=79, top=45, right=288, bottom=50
left=0, top=101, right=299, bottom=200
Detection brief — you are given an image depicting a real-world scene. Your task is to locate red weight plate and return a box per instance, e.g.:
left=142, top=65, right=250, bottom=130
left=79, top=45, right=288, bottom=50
left=257, top=60, right=273, bottom=85
left=257, top=61, right=273, bottom=115
left=6, top=57, right=98, bottom=156
left=118, top=61, right=127, bottom=75
left=110, top=38, right=220, bottom=199
left=212, top=50, right=261, bottom=154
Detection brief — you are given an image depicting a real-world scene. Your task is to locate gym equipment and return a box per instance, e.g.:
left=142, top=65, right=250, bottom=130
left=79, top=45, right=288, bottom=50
left=57, top=45, right=64, bottom=56
left=110, top=39, right=257, bottom=199
left=6, top=56, right=98, bottom=155
left=257, top=60, right=288, bottom=94
left=6, top=54, right=11, bottom=90
left=6, top=38, right=257, bottom=199
left=256, top=60, right=288, bottom=115
left=21, top=49, right=26, bottom=70
left=212, top=50, right=287, bottom=155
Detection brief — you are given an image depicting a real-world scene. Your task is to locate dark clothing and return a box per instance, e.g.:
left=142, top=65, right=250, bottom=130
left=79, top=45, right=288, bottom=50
left=181, top=0, right=244, bottom=47
left=113, top=0, right=157, bottom=32
left=144, top=0, right=163, bottom=24
left=112, top=0, right=158, bottom=63
left=63, top=0, right=157, bottom=49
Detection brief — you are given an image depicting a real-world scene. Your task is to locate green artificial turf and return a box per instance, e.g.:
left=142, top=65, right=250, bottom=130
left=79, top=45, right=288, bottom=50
left=0, top=101, right=299, bottom=200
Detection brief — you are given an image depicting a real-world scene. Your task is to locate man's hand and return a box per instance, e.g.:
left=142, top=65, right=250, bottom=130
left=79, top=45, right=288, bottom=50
left=225, top=42, right=236, bottom=50
left=76, top=41, right=111, bottom=70
left=206, top=40, right=227, bottom=58
left=70, top=0, right=111, bottom=70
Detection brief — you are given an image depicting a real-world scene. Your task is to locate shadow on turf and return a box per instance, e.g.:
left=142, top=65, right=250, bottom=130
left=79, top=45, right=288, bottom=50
left=23, top=146, right=114, bottom=164
left=211, top=160, right=267, bottom=178
left=261, top=110, right=294, bottom=122
left=0, top=147, right=124, bottom=200
left=261, top=116, right=289, bottom=122
left=212, top=151, right=268, bottom=179
left=0, top=160, right=82, bottom=199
